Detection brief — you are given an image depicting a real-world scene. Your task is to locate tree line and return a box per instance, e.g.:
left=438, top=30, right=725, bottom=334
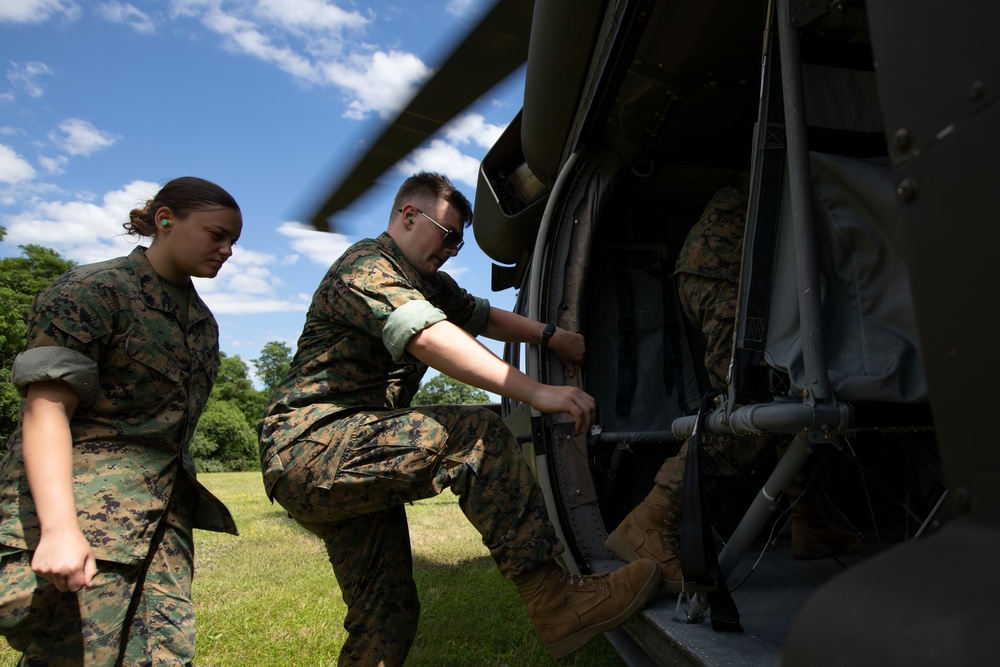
left=1, top=228, right=489, bottom=470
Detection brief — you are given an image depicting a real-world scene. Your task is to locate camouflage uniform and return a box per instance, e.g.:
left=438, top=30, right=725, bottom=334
left=0, top=246, right=238, bottom=665
left=654, top=171, right=776, bottom=497
left=260, top=232, right=563, bottom=667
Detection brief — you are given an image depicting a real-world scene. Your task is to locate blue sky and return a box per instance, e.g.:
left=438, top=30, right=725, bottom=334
left=0, top=0, right=525, bottom=384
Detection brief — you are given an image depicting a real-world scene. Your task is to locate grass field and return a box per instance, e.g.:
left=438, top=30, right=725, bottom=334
left=1, top=472, right=625, bottom=666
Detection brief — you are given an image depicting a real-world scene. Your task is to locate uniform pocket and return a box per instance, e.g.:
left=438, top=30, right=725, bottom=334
left=125, top=332, right=184, bottom=385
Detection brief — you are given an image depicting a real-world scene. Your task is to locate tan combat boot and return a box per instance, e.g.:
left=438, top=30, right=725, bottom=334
left=604, top=484, right=684, bottom=591
left=513, top=558, right=659, bottom=659
left=789, top=490, right=861, bottom=560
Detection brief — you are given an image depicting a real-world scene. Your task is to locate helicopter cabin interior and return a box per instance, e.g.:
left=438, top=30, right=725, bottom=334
left=472, top=0, right=942, bottom=661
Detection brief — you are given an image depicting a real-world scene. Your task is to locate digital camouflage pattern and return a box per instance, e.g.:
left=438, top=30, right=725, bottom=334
left=0, top=478, right=197, bottom=666
left=674, top=171, right=751, bottom=285
left=0, top=247, right=236, bottom=663
left=282, top=406, right=562, bottom=666
left=260, top=232, right=561, bottom=667
left=261, top=232, right=488, bottom=496
left=659, top=172, right=777, bottom=495
left=674, top=169, right=751, bottom=385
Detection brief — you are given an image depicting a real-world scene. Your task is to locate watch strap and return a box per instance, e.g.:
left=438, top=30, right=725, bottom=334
left=541, top=323, right=556, bottom=348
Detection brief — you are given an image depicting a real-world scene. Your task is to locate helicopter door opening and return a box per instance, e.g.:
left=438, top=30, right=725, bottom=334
left=668, top=2, right=943, bottom=624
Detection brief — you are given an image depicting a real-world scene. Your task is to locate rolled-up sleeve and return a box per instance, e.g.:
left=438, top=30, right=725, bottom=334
left=11, top=346, right=100, bottom=405
left=464, top=296, right=491, bottom=336
left=383, top=299, right=449, bottom=363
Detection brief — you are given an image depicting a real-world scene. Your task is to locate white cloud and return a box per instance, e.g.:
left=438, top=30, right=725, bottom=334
left=0, top=0, right=79, bottom=23
left=49, top=119, right=119, bottom=157
left=193, top=243, right=318, bottom=315
left=323, top=50, right=431, bottom=119
left=276, top=220, right=352, bottom=266
left=394, top=138, right=480, bottom=188
left=253, top=0, right=367, bottom=33
left=169, top=0, right=429, bottom=120
left=0, top=144, right=37, bottom=184
left=200, top=7, right=323, bottom=83
left=1, top=179, right=313, bottom=316
left=6, top=61, right=54, bottom=98
left=2, top=179, right=158, bottom=262
left=98, top=2, right=154, bottom=33
left=444, top=113, right=505, bottom=149
left=38, top=154, right=68, bottom=174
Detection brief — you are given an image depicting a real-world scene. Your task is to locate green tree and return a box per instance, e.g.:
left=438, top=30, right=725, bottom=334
left=192, top=352, right=267, bottom=471
left=252, top=340, right=292, bottom=393
left=411, top=374, right=490, bottom=406
left=0, top=229, right=76, bottom=450
left=190, top=398, right=257, bottom=472
left=212, top=352, right=268, bottom=429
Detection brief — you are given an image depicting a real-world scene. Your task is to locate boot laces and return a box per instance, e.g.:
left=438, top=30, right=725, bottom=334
left=561, top=572, right=605, bottom=590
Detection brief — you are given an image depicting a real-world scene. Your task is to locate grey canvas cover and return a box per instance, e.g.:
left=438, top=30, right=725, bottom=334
left=763, top=151, right=927, bottom=402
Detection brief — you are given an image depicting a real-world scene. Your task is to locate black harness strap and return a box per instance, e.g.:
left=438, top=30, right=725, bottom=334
left=737, top=24, right=786, bottom=404
left=679, top=390, right=743, bottom=632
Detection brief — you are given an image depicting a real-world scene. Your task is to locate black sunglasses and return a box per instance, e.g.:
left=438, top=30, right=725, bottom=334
left=401, top=208, right=465, bottom=251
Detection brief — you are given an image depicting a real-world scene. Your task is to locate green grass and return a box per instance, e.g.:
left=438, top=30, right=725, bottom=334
left=1, top=472, right=624, bottom=666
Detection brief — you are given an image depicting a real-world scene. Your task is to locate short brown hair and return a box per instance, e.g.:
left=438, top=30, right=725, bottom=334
left=392, top=172, right=473, bottom=228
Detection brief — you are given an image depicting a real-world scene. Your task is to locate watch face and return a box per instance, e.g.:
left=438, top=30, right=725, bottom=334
left=543, top=324, right=555, bottom=346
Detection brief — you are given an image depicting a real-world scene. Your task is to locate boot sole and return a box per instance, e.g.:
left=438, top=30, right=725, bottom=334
left=604, top=533, right=684, bottom=593
left=545, top=562, right=661, bottom=660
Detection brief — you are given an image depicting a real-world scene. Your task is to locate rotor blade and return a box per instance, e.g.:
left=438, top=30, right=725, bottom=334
left=310, top=0, right=535, bottom=231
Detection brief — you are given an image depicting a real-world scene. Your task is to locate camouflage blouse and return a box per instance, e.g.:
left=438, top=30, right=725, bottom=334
left=673, top=170, right=751, bottom=284
left=0, top=246, right=237, bottom=566
left=260, top=232, right=490, bottom=497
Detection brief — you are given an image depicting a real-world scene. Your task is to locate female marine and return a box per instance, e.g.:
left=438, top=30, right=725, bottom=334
left=0, top=176, right=243, bottom=666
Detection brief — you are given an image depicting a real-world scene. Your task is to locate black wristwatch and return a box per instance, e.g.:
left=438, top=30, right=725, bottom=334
left=541, top=323, right=556, bottom=348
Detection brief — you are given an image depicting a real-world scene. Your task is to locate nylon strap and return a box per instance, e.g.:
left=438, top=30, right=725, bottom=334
left=679, top=390, right=743, bottom=632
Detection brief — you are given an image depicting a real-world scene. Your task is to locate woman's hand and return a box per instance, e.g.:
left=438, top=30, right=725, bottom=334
left=31, top=526, right=97, bottom=592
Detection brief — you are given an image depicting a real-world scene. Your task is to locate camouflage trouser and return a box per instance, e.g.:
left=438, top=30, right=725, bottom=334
left=649, top=273, right=774, bottom=500
left=655, top=273, right=802, bottom=501
left=0, top=481, right=197, bottom=666
left=268, top=404, right=563, bottom=667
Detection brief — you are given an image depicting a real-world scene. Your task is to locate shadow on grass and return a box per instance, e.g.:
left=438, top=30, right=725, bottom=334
left=406, top=553, right=625, bottom=667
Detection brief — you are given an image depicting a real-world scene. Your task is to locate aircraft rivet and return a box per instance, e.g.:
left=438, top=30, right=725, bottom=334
left=897, top=177, right=919, bottom=203
left=893, top=128, right=912, bottom=151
